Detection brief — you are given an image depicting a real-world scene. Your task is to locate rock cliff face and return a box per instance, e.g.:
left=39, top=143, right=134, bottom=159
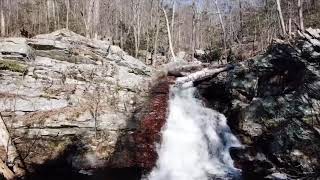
left=0, top=29, right=155, bottom=176
left=198, top=28, right=320, bottom=179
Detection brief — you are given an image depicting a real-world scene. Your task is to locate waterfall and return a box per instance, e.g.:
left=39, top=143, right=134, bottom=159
left=146, top=85, right=241, bottom=180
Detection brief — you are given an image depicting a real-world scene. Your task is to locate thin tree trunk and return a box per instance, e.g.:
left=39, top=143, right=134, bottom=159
left=38, top=7, right=41, bottom=34
left=87, top=0, right=94, bottom=38
left=56, top=0, right=60, bottom=30
left=298, top=0, right=304, bottom=31
left=214, top=0, right=227, bottom=52
left=162, top=7, right=175, bottom=61
left=65, top=0, right=70, bottom=29
left=0, top=5, right=5, bottom=37
left=288, top=1, right=292, bottom=37
left=132, top=0, right=141, bottom=58
left=137, top=12, right=141, bottom=57
left=52, top=0, right=57, bottom=30
left=93, top=0, right=100, bottom=39
left=171, top=1, right=175, bottom=46
left=152, top=10, right=160, bottom=65
left=120, top=5, right=124, bottom=49
left=276, top=0, right=286, bottom=36
left=178, top=22, right=181, bottom=51
left=238, top=0, right=243, bottom=40
left=45, top=0, right=49, bottom=32
left=192, top=0, right=196, bottom=60
left=134, top=27, right=139, bottom=57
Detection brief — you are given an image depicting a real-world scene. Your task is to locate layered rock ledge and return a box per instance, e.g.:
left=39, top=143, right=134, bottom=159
left=0, top=29, right=157, bottom=178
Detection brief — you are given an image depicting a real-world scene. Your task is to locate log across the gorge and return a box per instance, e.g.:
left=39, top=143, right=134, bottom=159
left=174, top=64, right=234, bottom=86
left=167, top=63, right=210, bottom=76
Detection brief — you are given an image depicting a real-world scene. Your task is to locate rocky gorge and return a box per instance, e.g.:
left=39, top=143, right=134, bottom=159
left=0, top=28, right=320, bottom=180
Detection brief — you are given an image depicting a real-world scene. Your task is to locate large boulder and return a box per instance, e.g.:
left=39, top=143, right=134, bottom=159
left=197, top=29, right=320, bottom=179
left=0, top=29, right=154, bottom=176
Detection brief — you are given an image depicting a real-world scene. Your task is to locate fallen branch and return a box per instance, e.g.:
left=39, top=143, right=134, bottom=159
left=0, top=159, right=15, bottom=180
left=175, top=64, right=234, bottom=86
left=0, top=115, right=25, bottom=178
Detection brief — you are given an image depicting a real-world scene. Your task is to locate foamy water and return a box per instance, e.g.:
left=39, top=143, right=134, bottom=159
left=146, top=85, right=241, bottom=180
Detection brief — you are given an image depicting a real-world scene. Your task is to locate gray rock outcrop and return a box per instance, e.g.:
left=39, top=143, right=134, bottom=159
left=198, top=29, right=320, bottom=179
left=0, top=29, right=153, bottom=173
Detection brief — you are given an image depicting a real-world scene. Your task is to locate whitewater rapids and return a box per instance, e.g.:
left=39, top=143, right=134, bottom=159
left=146, top=85, right=241, bottom=180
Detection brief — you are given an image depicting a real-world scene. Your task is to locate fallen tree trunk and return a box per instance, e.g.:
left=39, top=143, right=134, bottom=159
left=175, top=64, right=234, bottom=86
left=0, top=159, right=15, bottom=180
left=168, top=63, right=209, bottom=76
left=0, top=115, right=25, bottom=178
left=167, top=63, right=228, bottom=77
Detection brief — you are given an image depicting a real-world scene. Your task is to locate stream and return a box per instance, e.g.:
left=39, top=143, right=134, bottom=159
left=146, top=85, right=242, bottom=180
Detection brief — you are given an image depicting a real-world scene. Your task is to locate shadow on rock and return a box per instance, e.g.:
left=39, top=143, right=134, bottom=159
left=24, top=136, right=142, bottom=180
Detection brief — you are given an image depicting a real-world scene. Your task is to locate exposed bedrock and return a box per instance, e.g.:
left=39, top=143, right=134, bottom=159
left=197, top=29, right=320, bottom=179
left=0, top=29, right=157, bottom=179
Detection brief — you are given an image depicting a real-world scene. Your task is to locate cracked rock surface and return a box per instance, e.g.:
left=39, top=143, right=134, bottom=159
left=0, top=29, right=153, bottom=171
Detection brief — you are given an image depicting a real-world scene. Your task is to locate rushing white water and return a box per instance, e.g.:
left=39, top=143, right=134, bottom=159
left=146, top=85, right=242, bottom=180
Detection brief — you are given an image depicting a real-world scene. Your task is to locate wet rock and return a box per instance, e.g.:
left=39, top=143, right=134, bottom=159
left=198, top=28, right=320, bottom=179
left=110, top=76, right=174, bottom=171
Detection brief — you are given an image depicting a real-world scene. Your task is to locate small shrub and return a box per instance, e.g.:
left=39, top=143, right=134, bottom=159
left=197, top=49, right=222, bottom=63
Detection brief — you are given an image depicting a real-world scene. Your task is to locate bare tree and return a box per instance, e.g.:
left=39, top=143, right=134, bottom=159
left=214, top=0, right=227, bottom=52
left=93, top=0, right=100, bottom=39
left=162, top=6, right=176, bottom=61
left=152, top=0, right=161, bottom=65
left=0, top=1, right=5, bottom=37
left=65, top=0, right=70, bottom=29
left=131, top=0, right=142, bottom=58
left=276, top=0, right=286, bottom=35
left=87, top=0, right=94, bottom=38
left=191, top=0, right=197, bottom=60
left=298, top=0, right=305, bottom=31
left=171, top=1, right=175, bottom=45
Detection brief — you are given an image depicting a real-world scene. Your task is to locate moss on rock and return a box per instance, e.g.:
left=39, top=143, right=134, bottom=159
left=0, top=59, right=28, bottom=73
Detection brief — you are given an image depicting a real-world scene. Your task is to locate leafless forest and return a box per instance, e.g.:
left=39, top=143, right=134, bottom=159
left=0, top=0, right=320, bottom=62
